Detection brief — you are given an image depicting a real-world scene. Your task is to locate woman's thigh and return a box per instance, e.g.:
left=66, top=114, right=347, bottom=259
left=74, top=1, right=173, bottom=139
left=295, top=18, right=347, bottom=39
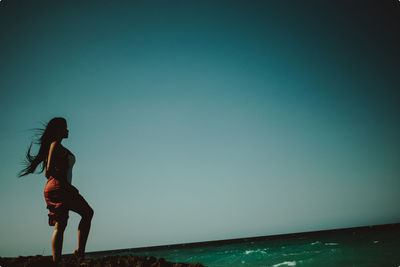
left=67, top=192, right=93, bottom=218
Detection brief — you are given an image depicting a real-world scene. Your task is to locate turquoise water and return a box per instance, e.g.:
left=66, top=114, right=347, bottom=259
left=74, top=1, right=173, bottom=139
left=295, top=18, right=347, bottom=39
left=89, top=225, right=400, bottom=266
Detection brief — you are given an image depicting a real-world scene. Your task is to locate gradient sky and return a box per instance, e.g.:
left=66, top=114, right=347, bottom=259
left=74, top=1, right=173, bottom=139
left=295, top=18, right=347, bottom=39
left=1, top=0, right=399, bottom=257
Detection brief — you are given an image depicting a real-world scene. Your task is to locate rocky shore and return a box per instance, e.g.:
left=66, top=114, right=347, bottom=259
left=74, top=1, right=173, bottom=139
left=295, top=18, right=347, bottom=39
left=0, top=255, right=205, bottom=267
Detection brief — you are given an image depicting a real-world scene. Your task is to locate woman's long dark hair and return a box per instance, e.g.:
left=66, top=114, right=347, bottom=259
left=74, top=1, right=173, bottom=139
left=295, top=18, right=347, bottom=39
left=18, top=117, right=67, bottom=177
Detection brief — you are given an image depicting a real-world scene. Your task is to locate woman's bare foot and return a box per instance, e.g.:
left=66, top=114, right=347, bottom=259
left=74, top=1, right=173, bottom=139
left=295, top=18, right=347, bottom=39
left=73, top=248, right=84, bottom=262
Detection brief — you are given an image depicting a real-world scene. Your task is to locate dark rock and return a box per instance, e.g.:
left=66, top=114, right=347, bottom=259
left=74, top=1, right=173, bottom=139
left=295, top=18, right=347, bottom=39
left=0, top=255, right=205, bottom=267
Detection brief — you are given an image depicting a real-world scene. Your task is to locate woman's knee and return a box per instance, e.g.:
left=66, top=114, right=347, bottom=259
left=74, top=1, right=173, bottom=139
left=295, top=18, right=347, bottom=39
left=85, top=207, right=94, bottom=220
left=89, top=207, right=94, bottom=219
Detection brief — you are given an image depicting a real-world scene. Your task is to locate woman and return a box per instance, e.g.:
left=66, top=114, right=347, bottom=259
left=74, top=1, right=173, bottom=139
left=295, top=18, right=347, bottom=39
left=19, top=117, right=94, bottom=264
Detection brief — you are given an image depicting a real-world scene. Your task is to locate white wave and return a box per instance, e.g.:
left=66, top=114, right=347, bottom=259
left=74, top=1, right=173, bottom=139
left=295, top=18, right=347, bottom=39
left=273, top=261, right=296, bottom=267
left=373, top=240, right=379, bottom=244
left=311, top=241, right=321, bottom=245
left=325, top=243, right=339, bottom=246
left=244, top=249, right=268, bottom=255
left=282, top=251, right=310, bottom=256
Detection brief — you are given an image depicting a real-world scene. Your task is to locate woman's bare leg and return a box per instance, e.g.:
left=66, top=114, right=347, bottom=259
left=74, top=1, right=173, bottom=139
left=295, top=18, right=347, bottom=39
left=69, top=195, right=94, bottom=258
left=76, top=209, right=93, bottom=255
left=52, top=220, right=67, bottom=263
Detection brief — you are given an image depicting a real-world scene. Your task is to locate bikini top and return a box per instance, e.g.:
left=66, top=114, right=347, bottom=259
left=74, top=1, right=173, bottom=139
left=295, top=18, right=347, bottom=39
left=45, top=146, right=75, bottom=183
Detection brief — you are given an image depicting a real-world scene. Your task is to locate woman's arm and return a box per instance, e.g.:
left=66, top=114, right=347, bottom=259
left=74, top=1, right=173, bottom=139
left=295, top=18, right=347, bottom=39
left=45, top=141, right=61, bottom=178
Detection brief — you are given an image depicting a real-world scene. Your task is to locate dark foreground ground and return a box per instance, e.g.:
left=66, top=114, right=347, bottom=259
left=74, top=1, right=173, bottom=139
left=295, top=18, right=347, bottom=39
left=0, top=255, right=205, bottom=267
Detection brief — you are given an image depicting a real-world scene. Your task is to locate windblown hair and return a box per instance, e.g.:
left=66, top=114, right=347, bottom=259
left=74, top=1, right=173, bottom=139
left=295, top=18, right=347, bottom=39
left=18, top=117, right=67, bottom=177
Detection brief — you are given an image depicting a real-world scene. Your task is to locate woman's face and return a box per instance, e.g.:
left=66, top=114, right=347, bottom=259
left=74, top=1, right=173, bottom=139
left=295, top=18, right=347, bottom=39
left=59, top=122, right=69, bottom=139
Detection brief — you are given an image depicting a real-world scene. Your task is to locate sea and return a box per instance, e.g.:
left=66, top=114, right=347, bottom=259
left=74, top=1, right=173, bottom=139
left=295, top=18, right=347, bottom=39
left=87, top=224, right=400, bottom=267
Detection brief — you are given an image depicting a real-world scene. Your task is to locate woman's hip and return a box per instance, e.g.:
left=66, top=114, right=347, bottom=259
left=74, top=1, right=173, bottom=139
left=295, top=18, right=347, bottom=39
left=44, top=176, right=78, bottom=199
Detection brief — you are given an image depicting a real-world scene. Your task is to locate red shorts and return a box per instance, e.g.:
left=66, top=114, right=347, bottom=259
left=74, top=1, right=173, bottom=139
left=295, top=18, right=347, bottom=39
left=43, top=176, right=85, bottom=226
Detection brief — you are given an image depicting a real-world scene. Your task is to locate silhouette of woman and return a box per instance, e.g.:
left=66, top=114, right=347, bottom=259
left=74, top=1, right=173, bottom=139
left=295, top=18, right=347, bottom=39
left=19, top=117, right=94, bottom=264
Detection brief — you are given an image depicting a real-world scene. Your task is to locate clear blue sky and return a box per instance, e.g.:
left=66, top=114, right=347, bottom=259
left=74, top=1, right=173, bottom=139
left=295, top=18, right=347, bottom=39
left=1, top=0, right=399, bottom=257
